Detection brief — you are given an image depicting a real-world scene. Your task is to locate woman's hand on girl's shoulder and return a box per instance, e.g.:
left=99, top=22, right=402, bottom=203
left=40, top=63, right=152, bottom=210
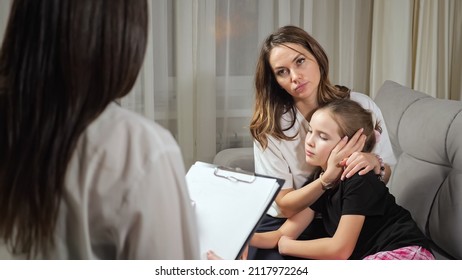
left=341, top=152, right=379, bottom=180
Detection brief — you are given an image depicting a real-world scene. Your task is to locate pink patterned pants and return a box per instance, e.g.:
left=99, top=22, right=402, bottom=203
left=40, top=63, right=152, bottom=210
left=363, top=246, right=435, bottom=260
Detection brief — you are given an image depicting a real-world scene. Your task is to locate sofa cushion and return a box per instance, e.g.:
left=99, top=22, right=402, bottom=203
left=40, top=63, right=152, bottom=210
left=375, top=80, right=462, bottom=259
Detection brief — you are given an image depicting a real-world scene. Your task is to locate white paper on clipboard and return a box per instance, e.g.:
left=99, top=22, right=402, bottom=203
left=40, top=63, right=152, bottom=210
left=185, top=161, right=284, bottom=260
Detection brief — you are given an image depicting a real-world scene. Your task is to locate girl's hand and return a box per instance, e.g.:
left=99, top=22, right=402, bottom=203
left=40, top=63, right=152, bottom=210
left=341, top=152, right=380, bottom=180
left=324, top=128, right=366, bottom=183
left=277, top=236, right=293, bottom=255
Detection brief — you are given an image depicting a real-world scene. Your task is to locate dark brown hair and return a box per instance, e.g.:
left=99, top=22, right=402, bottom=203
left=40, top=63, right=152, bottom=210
left=250, top=25, right=350, bottom=148
left=0, top=0, right=148, bottom=257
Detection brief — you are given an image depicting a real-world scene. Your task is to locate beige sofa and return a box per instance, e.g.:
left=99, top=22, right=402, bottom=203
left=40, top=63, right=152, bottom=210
left=213, top=80, right=462, bottom=260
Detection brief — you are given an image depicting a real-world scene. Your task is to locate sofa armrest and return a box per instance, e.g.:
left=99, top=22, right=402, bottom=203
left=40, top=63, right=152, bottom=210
left=213, top=147, right=255, bottom=172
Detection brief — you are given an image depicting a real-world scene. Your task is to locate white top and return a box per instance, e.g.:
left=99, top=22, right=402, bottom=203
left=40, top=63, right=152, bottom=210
left=254, top=92, right=396, bottom=217
left=0, top=103, right=200, bottom=259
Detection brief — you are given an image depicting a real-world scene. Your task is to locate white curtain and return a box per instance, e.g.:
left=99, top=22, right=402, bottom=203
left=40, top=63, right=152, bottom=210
left=121, top=0, right=461, bottom=168
left=0, top=0, right=460, bottom=168
left=412, top=0, right=462, bottom=100
left=370, top=0, right=462, bottom=100
left=122, top=0, right=382, bottom=168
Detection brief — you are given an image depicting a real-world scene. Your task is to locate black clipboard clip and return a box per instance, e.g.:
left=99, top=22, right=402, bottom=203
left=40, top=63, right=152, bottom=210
left=213, top=166, right=256, bottom=183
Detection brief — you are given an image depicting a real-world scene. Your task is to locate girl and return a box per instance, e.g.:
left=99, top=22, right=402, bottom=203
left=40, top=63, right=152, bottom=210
left=250, top=99, right=434, bottom=260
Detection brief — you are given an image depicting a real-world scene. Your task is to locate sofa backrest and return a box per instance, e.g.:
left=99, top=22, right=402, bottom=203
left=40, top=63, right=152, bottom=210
left=375, top=80, right=462, bottom=259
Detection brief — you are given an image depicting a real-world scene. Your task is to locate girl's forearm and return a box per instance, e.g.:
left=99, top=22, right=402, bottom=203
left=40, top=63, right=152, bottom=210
left=278, top=237, right=349, bottom=260
left=250, top=230, right=282, bottom=249
left=277, top=177, right=329, bottom=217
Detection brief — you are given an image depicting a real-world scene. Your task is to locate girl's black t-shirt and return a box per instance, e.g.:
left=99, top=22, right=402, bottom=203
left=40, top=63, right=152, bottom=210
left=310, top=171, right=430, bottom=259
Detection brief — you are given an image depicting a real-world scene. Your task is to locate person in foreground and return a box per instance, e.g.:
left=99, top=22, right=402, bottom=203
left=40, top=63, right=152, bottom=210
left=0, top=0, right=198, bottom=259
left=250, top=99, right=434, bottom=260
left=248, top=25, right=396, bottom=259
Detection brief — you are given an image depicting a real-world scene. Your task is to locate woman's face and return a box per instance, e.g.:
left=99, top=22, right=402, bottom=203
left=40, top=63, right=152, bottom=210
left=269, top=43, right=321, bottom=103
left=305, top=109, right=342, bottom=170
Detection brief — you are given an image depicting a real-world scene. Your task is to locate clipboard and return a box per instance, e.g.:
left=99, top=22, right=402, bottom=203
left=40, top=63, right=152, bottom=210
left=186, top=161, right=284, bottom=260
